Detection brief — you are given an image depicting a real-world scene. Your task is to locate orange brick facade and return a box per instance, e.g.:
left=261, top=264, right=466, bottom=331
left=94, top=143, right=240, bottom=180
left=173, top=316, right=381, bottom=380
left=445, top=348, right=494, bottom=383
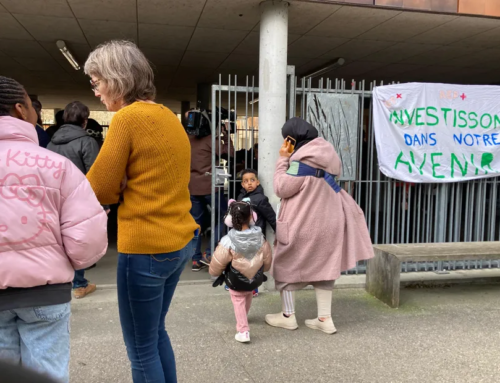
left=317, top=0, right=500, bottom=16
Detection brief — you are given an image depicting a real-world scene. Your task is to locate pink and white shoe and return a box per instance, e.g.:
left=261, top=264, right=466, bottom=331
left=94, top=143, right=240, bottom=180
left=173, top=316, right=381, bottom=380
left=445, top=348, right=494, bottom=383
left=235, top=331, right=250, bottom=343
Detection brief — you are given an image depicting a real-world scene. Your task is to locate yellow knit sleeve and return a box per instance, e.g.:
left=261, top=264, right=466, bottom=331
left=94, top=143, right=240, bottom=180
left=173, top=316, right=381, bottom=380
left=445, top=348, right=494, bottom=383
left=87, top=112, right=131, bottom=205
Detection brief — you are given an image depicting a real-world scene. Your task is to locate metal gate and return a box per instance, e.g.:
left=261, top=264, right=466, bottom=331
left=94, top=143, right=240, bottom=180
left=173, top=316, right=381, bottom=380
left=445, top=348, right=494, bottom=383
left=210, top=72, right=500, bottom=273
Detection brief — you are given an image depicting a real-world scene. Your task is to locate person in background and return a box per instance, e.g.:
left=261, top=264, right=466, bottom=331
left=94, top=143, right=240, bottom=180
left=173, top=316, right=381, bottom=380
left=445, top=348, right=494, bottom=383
left=31, top=99, right=49, bottom=148
left=265, top=118, right=374, bottom=335
left=209, top=201, right=272, bottom=343
left=46, top=109, right=64, bottom=139
left=86, top=118, right=105, bottom=148
left=84, top=40, right=198, bottom=383
left=188, top=117, right=233, bottom=271
left=47, top=101, right=102, bottom=299
left=0, top=76, right=108, bottom=383
left=236, top=169, right=276, bottom=297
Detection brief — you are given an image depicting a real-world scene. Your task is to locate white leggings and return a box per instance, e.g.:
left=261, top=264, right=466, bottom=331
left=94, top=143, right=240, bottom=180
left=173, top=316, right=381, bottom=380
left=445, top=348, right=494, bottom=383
left=281, top=288, right=333, bottom=317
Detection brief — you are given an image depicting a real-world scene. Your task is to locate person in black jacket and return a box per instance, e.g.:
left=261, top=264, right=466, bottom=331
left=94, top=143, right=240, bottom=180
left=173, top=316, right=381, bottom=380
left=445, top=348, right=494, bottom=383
left=48, top=102, right=99, bottom=175
left=237, top=169, right=277, bottom=235
left=47, top=101, right=101, bottom=299
left=46, top=109, right=64, bottom=139
left=32, top=99, right=50, bottom=148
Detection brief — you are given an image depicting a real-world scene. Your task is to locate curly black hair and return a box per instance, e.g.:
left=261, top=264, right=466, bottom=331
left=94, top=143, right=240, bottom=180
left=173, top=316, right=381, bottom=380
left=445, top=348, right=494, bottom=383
left=230, top=202, right=252, bottom=231
left=0, top=76, right=26, bottom=117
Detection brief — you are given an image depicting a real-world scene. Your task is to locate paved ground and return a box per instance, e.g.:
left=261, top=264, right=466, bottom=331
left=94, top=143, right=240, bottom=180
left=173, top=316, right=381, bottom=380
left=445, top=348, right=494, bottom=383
left=70, top=279, right=500, bottom=383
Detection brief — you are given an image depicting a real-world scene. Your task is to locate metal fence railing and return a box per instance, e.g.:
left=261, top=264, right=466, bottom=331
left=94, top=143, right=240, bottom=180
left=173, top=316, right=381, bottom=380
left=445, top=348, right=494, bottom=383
left=211, top=74, right=500, bottom=273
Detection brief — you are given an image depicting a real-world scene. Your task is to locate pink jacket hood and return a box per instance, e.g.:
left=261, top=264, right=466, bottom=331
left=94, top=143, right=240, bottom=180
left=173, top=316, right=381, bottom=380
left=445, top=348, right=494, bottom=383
left=0, top=116, right=108, bottom=289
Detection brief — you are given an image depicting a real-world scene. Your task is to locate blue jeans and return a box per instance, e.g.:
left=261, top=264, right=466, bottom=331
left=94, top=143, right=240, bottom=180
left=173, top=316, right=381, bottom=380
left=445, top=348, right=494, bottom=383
left=0, top=303, right=71, bottom=383
left=117, top=238, right=196, bottom=383
left=190, top=193, right=227, bottom=262
left=73, top=269, right=88, bottom=289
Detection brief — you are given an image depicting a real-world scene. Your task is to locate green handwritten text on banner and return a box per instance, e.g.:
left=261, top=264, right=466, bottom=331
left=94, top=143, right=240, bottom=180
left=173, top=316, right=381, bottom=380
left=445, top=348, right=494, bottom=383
left=373, top=83, right=500, bottom=183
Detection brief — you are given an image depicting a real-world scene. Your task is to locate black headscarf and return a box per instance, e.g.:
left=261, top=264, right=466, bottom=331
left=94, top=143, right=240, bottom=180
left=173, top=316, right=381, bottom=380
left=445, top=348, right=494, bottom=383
left=281, top=117, right=319, bottom=152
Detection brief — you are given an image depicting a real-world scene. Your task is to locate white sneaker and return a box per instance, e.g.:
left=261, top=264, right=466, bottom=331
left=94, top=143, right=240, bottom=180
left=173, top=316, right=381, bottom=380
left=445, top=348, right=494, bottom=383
left=265, top=312, right=299, bottom=330
left=235, top=331, right=250, bottom=343
left=305, top=317, right=337, bottom=334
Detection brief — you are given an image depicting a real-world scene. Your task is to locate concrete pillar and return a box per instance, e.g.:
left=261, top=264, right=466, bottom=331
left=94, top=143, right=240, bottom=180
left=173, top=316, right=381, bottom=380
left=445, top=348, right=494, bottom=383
left=258, top=0, right=289, bottom=291
left=181, top=101, right=190, bottom=127
left=196, top=83, right=211, bottom=110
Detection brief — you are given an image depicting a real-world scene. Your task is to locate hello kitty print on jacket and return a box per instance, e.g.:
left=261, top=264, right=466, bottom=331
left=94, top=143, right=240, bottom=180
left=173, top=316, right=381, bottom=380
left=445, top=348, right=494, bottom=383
left=0, top=116, right=108, bottom=289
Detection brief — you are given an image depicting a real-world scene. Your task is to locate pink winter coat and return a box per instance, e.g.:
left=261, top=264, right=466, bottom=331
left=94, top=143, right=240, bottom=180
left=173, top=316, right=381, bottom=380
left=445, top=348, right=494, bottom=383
left=0, top=116, right=108, bottom=289
left=273, top=137, right=374, bottom=284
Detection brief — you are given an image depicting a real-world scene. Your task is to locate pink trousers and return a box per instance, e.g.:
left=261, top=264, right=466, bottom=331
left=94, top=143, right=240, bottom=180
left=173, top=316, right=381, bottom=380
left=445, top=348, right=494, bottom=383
left=229, top=289, right=253, bottom=333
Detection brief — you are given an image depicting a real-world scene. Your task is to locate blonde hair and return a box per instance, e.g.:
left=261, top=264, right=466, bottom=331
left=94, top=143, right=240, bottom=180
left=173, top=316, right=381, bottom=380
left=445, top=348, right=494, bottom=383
left=84, top=40, right=156, bottom=105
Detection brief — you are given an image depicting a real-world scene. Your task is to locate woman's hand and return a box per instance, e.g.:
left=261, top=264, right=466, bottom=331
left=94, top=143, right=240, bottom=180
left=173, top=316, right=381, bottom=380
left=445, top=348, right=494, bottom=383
left=279, top=141, right=292, bottom=158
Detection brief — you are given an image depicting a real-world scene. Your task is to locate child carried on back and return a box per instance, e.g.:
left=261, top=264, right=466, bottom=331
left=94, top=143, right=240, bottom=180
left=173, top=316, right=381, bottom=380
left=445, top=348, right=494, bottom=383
left=209, top=201, right=272, bottom=343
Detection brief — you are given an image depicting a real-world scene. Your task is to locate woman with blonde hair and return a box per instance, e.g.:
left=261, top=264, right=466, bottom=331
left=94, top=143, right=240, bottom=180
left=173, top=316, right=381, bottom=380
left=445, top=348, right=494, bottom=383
left=84, top=40, right=198, bottom=383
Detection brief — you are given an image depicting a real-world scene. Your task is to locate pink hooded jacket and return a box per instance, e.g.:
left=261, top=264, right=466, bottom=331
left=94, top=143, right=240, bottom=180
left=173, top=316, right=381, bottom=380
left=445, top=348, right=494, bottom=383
left=0, top=116, right=108, bottom=289
left=273, top=137, right=374, bottom=284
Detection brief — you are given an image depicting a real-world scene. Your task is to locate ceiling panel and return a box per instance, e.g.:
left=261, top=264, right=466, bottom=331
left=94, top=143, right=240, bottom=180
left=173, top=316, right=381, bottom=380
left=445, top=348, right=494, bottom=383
left=233, top=31, right=259, bottom=55
left=138, top=0, right=205, bottom=27
left=0, top=55, right=21, bottom=71
left=400, top=45, right=484, bottom=65
left=169, top=67, right=214, bottom=87
left=453, top=27, right=500, bottom=48
left=0, top=39, right=51, bottom=58
left=362, top=42, right=440, bottom=63
left=180, top=51, right=228, bottom=69
left=68, top=0, right=136, bottom=23
left=139, top=24, right=193, bottom=50
left=187, top=28, right=248, bottom=53
left=357, top=12, right=457, bottom=42
left=321, top=39, right=396, bottom=61
left=14, top=56, right=65, bottom=72
left=287, top=56, right=311, bottom=68
left=296, top=57, right=333, bottom=74
left=1, top=0, right=73, bottom=17
left=80, top=20, right=137, bottom=47
left=15, top=14, right=87, bottom=44
left=366, top=63, right=427, bottom=77
left=153, top=65, right=176, bottom=83
left=219, top=53, right=259, bottom=72
left=333, top=61, right=387, bottom=76
left=288, top=1, right=341, bottom=35
left=0, top=13, right=33, bottom=40
left=307, top=6, right=401, bottom=38
left=409, top=16, right=500, bottom=45
left=288, top=36, right=350, bottom=59
left=445, top=48, right=500, bottom=69
left=141, top=48, right=184, bottom=67
left=197, top=0, right=261, bottom=31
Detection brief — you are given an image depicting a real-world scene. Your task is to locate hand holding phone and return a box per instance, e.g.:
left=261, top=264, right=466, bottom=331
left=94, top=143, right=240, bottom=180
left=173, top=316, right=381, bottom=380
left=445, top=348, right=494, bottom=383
left=285, top=136, right=296, bottom=153
left=279, top=136, right=296, bottom=158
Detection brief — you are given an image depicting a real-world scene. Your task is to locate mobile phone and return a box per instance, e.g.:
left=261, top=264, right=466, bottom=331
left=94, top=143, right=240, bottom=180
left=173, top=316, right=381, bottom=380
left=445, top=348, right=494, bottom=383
left=285, top=136, right=296, bottom=153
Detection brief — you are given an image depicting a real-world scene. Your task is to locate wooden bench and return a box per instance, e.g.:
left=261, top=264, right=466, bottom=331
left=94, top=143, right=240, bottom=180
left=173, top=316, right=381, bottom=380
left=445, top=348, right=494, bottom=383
left=365, top=242, right=500, bottom=308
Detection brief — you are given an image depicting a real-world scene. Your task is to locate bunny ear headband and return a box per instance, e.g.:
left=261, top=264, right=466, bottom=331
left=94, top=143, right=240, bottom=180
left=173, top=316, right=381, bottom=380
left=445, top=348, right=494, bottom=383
left=224, top=199, right=258, bottom=228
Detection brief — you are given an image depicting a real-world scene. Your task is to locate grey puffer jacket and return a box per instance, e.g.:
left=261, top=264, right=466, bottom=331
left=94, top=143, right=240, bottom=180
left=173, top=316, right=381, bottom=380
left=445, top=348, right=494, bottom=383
left=209, top=226, right=272, bottom=281
left=47, top=124, right=99, bottom=175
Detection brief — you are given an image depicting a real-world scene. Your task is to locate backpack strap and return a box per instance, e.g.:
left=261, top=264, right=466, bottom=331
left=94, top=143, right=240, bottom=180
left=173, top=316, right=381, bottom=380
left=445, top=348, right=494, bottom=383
left=286, top=161, right=341, bottom=193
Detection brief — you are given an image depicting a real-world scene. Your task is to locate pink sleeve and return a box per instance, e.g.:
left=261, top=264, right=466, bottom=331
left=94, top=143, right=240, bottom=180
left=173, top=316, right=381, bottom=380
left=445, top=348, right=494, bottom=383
left=274, top=157, right=305, bottom=199
left=60, top=163, right=108, bottom=270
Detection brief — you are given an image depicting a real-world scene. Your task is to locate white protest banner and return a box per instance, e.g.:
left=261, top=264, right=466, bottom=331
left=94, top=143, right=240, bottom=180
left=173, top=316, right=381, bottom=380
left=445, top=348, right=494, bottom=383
left=373, top=83, right=500, bottom=183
